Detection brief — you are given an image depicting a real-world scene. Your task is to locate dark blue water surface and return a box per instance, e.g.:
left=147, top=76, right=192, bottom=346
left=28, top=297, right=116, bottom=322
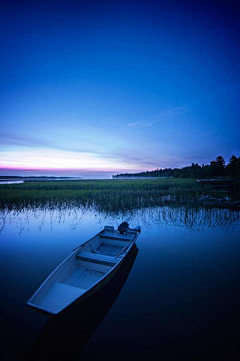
left=0, top=206, right=240, bottom=360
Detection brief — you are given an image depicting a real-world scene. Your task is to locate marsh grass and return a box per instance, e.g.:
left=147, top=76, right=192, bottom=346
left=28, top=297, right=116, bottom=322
left=0, top=179, right=239, bottom=233
left=0, top=179, right=211, bottom=212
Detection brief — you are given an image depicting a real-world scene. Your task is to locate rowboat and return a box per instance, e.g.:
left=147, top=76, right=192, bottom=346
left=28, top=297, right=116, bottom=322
left=26, top=222, right=141, bottom=315
left=29, top=244, right=139, bottom=360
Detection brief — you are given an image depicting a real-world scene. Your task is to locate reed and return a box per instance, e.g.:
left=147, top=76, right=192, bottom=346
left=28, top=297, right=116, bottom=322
left=0, top=178, right=233, bottom=212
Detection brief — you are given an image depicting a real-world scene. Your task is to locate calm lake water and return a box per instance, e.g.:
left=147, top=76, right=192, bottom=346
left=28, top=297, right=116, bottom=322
left=0, top=206, right=240, bottom=360
left=0, top=181, right=24, bottom=185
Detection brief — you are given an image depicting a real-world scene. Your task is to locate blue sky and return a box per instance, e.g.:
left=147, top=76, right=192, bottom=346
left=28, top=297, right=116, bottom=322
left=0, top=0, right=240, bottom=178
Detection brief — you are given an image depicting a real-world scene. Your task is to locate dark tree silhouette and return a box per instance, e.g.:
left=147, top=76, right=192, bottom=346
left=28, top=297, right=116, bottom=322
left=113, top=155, right=240, bottom=179
left=216, top=156, right=225, bottom=167
left=226, top=155, right=240, bottom=178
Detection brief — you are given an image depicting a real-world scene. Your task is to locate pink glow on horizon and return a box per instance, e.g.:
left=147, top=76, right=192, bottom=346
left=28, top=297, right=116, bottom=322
left=0, top=148, right=148, bottom=174
left=0, top=166, right=147, bottom=173
left=0, top=166, right=150, bottom=179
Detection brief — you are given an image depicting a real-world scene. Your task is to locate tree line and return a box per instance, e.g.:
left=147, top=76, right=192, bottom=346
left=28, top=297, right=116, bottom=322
left=113, top=155, right=240, bottom=179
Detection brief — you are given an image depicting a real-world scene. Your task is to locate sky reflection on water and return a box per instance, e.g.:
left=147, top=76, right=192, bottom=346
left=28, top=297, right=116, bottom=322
left=0, top=206, right=240, bottom=360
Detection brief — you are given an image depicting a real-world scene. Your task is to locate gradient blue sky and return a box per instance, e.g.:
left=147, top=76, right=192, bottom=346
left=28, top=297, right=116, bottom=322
left=1, top=0, right=240, bottom=178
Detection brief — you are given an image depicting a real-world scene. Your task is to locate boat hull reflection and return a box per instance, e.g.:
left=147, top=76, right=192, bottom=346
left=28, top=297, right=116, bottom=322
left=29, top=244, right=138, bottom=360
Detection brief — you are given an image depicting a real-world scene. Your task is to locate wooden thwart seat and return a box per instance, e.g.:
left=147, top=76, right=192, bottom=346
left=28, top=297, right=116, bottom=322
left=100, top=233, right=133, bottom=241
left=76, top=251, right=119, bottom=267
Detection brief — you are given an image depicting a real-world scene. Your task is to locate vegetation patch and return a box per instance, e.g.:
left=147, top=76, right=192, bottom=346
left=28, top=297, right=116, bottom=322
left=0, top=178, right=239, bottom=212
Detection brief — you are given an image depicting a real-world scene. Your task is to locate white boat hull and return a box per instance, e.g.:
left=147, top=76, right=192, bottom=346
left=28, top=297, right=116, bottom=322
left=27, top=225, right=140, bottom=315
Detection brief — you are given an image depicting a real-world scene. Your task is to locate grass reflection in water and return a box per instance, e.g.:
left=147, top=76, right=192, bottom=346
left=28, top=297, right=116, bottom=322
left=1, top=205, right=240, bottom=235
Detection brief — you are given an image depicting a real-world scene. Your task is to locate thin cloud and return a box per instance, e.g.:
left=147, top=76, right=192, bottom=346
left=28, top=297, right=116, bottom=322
left=127, top=121, right=144, bottom=127
left=0, top=133, right=51, bottom=148
left=113, top=148, right=190, bottom=170
left=126, top=106, right=189, bottom=128
left=0, top=132, right=101, bottom=155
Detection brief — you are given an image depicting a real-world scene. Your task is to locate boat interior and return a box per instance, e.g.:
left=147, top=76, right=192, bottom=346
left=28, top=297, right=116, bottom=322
left=28, top=227, right=136, bottom=314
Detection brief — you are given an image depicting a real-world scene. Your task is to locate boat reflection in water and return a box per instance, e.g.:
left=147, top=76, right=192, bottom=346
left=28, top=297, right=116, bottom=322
left=29, top=244, right=138, bottom=360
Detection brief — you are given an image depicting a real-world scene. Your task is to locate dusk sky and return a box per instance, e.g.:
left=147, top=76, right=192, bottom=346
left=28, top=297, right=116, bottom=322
left=1, top=0, right=240, bottom=178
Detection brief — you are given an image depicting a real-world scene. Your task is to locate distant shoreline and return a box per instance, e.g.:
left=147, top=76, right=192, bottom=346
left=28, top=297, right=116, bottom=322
left=0, top=176, right=81, bottom=179
left=0, top=176, right=83, bottom=182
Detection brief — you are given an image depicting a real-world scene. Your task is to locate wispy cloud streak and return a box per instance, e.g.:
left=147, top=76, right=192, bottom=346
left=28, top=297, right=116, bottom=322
left=0, top=133, right=51, bottom=148
left=0, top=132, right=102, bottom=155
left=126, top=106, right=189, bottom=128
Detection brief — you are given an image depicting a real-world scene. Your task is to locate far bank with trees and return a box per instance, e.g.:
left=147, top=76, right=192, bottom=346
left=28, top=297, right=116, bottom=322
left=113, top=156, right=240, bottom=179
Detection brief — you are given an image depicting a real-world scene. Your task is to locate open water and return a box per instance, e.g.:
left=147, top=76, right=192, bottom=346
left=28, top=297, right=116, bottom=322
left=0, top=206, right=240, bottom=360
